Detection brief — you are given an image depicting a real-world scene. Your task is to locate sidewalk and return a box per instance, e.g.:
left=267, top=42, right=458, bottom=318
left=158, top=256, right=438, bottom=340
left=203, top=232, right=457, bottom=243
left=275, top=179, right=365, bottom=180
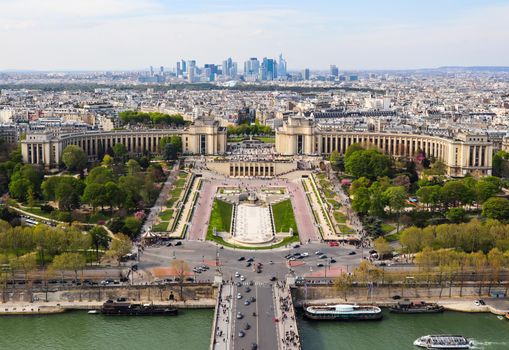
left=211, top=283, right=233, bottom=350
left=273, top=282, right=301, bottom=350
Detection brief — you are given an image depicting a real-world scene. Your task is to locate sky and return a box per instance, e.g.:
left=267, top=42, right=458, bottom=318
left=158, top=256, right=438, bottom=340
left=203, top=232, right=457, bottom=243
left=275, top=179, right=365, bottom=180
left=0, top=0, right=508, bottom=71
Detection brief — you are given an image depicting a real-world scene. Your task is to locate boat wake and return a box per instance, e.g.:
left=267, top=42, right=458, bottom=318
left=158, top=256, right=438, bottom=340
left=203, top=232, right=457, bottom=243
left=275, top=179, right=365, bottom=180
left=471, top=340, right=509, bottom=349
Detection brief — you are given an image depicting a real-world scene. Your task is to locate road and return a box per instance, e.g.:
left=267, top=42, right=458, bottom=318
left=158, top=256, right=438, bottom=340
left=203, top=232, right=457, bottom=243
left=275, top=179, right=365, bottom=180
left=231, top=282, right=277, bottom=350
left=138, top=240, right=362, bottom=284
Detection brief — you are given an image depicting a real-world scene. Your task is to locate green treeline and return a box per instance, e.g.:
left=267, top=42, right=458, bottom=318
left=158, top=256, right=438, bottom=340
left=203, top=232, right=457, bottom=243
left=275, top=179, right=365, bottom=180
left=227, top=124, right=273, bottom=135
left=118, top=111, right=187, bottom=126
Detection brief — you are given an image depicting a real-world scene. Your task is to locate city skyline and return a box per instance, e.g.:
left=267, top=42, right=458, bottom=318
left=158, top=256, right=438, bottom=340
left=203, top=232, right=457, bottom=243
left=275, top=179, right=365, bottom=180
left=0, top=0, right=508, bottom=71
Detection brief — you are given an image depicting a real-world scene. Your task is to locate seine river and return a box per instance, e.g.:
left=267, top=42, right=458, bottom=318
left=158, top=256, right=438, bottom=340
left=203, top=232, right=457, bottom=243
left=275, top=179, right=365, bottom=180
left=0, top=310, right=508, bottom=349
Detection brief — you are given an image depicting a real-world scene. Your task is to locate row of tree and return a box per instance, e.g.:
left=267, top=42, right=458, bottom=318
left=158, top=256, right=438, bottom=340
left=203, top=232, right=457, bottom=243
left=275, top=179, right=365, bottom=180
left=400, top=219, right=509, bottom=254
left=118, top=111, right=187, bottom=127
left=227, top=123, right=273, bottom=136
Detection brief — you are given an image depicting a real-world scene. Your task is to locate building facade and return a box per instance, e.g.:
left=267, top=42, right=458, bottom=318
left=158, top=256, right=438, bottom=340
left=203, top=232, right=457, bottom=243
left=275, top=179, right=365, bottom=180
left=276, top=116, right=493, bottom=177
left=22, top=117, right=226, bottom=168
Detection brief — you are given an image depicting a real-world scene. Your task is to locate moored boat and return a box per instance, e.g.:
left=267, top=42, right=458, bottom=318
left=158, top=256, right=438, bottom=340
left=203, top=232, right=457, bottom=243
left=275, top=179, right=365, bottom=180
left=390, top=300, right=444, bottom=314
left=100, top=300, right=178, bottom=316
left=303, top=304, right=382, bottom=321
left=413, top=335, right=473, bottom=349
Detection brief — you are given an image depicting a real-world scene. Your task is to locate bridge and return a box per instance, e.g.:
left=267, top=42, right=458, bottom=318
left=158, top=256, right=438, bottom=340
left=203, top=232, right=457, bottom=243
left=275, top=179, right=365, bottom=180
left=211, top=278, right=301, bottom=350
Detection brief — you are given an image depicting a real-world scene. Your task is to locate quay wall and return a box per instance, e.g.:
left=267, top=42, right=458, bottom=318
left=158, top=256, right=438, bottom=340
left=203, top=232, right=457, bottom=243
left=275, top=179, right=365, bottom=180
left=2, top=283, right=218, bottom=306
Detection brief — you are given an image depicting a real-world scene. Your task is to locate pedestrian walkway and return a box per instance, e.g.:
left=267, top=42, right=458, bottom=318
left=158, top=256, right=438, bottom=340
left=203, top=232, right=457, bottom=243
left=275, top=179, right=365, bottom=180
left=273, top=282, right=301, bottom=350
left=211, top=283, right=233, bottom=350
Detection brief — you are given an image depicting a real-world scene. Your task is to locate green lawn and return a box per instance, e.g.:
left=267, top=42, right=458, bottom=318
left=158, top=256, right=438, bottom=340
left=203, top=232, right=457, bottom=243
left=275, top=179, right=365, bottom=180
left=207, top=199, right=233, bottom=234
left=382, top=223, right=396, bottom=234
left=333, top=211, right=347, bottom=223
left=339, top=225, right=356, bottom=235
left=255, top=137, right=275, bottom=143
left=159, top=209, right=174, bottom=221
left=385, top=232, right=401, bottom=242
left=174, top=178, right=186, bottom=188
left=153, top=222, right=169, bottom=232
left=272, top=199, right=298, bottom=234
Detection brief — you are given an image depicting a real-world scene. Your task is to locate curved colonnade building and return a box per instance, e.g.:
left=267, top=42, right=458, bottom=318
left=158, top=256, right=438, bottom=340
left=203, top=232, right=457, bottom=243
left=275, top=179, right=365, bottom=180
left=276, top=116, right=493, bottom=177
left=21, top=117, right=226, bottom=168
left=22, top=115, right=494, bottom=177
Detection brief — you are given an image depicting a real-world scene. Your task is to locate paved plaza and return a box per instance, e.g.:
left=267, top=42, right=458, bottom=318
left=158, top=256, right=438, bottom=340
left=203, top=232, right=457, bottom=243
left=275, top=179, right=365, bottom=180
left=234, top=204, right=274, bottom=244
left=187, top=170, right=321, bottom=244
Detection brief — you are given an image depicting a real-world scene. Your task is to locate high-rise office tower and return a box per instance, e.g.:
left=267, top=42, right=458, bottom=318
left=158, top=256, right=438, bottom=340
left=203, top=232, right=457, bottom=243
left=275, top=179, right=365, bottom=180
left=303, top=68, right=310, bottom=80
left=260, top=57, right=277, bottom=80
left=187, top=60, right=196, bottom=83
left=176, top=62, right=181, bottom=76
left=181, top=60, right=187, bottom=75
left=278, top=54, right=287, bottom=78
left=244, top=57, right=260, bottom=80
left=222, top=57, right=234, bottom=78
left=150, top=66, right=154, bottom=76
left=160, top=66, right=164, bottom=75
left=330, top=65, right=339, bottom=77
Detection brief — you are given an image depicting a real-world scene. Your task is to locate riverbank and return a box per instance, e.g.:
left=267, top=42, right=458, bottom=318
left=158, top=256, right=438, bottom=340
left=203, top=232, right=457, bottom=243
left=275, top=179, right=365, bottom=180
left=0, top=299, right=216, bottom=315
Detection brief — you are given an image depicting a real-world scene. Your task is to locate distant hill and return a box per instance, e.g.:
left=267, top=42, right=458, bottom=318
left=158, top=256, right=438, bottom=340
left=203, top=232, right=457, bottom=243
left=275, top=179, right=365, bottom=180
left=437, top=66, right=509, bottom=72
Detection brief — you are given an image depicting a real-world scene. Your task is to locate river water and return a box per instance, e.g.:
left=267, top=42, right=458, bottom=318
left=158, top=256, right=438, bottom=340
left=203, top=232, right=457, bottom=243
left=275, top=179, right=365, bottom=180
left=0, top=310, right=508, bottom=349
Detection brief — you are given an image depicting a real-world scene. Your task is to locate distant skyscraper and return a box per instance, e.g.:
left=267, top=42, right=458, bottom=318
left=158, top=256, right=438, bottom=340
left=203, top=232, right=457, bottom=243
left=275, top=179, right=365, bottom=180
left=244, top=57, right=260, bottom=80
left=304, top=68, right=310, bottom=80
left=187, top=60, right=196, bottom=83
left=159, top=66, right=164, bottom=75
left=176, top=62, right=182, bottom=76
left=181, top=60, right=187, bottom=75
left=260, top=57, right=277, bottom=80
left=330, top=65, right=339, bottom=77
left=277, top=54, right=287, bottom=78
left=150, top=66, right=154, bottom=76
left=222, top=57, right=235, bottom=78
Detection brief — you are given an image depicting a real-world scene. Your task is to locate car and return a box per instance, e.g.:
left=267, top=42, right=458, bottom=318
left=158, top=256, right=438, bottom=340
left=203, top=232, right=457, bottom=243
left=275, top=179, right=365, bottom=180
left=236, top=312, right=243, bottom=319
left=131, top=264, right=138, bottom=271
left=315, top=251, right=323, bottom=255
left=249, top=296, right=256, bottom=302
left=247, top=257, right=254, bottom=262
left=175, top=241, right=182, bottom=246
left=237, top=293, right=242, bottom=299
left=479, top=299, right=486, bottom=305
left=317, top=263, right=324, bottom=267
left=284, top=254, right=292, bottom=259
left=245, top=287, right=251, bottom=293
left=185, top=277, right=194, bottom=282
left=330, top=259, right=337, bottom=263
left=319, top=254, right=328, bottom=259
left=235, top=272, right=240, bottom=278
left=201, top=265, right=209, bottom=270
left=251, top=343, right=258, bottom=350
left=248, top=281, right=254, bottom=286
left=238, top=256, right=245, bottom=261
left=270, top=276, right=277, bottom=281
left=348, top=251, right=357, bottom=255
left=328, top=241, right=339, bottom=247
left=473, top=300, right=481, bottom=306
left=236, top=282, right=242, bottom=287
left=240, top=275, right=246, bottom=282
left=166, top=242, right=173, bottom=247
left=301, top=252, right=309, bottom=257
left=392, top=295, right=401, bottom=300
left=246, top=262, right=252, bottom=267
left=289, top=257, right=296, bottom=261
left=293, top=244, right=300, bottom=249
left=244, top=323, right=251, bottom=330
left=244, top=300, right=251, bottom=306
left=238, top=331, right=245, bottom=337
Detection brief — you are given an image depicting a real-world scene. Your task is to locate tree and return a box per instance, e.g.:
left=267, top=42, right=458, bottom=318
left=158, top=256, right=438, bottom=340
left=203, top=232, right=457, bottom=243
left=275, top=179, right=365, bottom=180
left=351, top=186, right=370, bottom=215
left=328, top=150, right=342, bottom=170
left=440, top=181, right=475, bottom=208
left=10, top=252, right=37, bottom=282
left=392, top=174, right=410, bottom=191
left=487, top=248, right=504, bottom=294
left=106, top=233, right=132, bottom=265
left=334, top=273, right=353, bottom=301
left=482, top=197, right=509, bottom=222
left=8, top=177, right=31, bottom=202
left=126, top=159, right=141, bottom=176
left=102, top=154, right=113, bottom=166
left=54, top=177, right=85, bottom=211
left=368, top=182, right=387, bottom=217
left=112, top=143, right=128, bottom=163
left=103, top=181, right=123, bottom=211
left=345, top=149, right=391, bottom=180
left=400, top=226, right=424, bottom=253
left=89, top=227, right=111, bottom=262
left=62, top=145, right=88, bottom=172
left=123, top=217, right=142, bottom=238
left=475, top=179, right=500, bottom=205
left=82, top=183, right=106, bottom=211
left=344, top=143, right=365, bottom=159
left=171, top=259, right=190, bottom=300
left=384, top=186, right=407, bottom=233
left=85, top=166, right=114, bottom=185
left=416, top=185, right=441, bottom=210
left=373, top=237, right=392, bottom=259
left=52, top=252, right=86, bottom=283
left=446, top=208, right=467, bottom=223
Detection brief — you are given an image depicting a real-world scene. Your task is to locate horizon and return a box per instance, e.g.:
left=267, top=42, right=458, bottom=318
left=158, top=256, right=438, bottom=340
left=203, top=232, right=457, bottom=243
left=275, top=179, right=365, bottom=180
left=0, top=0, right=508, bottom=71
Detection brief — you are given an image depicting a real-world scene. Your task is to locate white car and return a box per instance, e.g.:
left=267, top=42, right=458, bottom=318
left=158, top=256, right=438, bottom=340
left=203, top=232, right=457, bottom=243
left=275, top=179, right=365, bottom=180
left=240, top=276, right=246, bottom=282
left=237, top=293, right=242, bottom=299
left=301, top=252, right=309, bottom=257
left=473, top=300, right=481, bottom=306
left=235, top=272, right=240, bottom=278
left=315, top=251, right=323, bottom=255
